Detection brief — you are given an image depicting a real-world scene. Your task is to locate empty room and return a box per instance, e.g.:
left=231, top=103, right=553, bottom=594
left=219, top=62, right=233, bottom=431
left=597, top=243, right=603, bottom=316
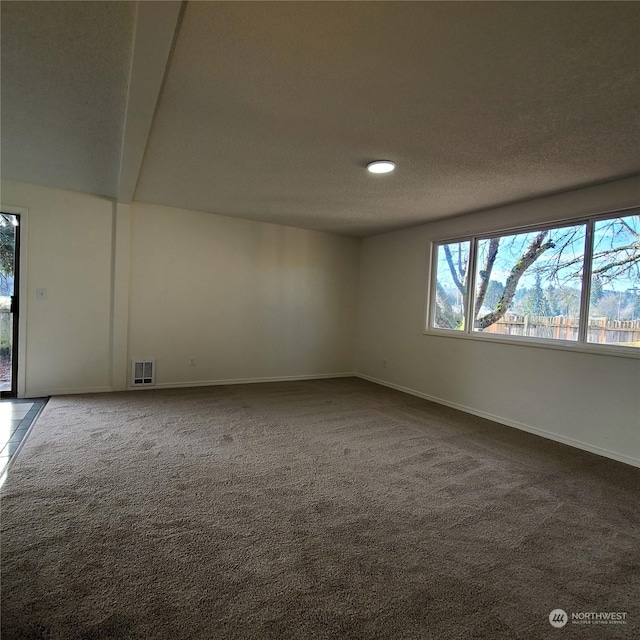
left=1, top=1, right=638, bottom=639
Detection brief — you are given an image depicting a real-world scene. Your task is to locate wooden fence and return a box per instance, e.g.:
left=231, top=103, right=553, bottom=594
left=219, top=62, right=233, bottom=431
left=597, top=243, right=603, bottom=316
left=482, top=314, right=640, bottom=345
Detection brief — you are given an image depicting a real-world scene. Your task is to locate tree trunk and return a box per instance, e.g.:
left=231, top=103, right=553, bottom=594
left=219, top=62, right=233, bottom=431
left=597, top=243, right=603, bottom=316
left=474, top=237, right=500, bottom=319
left=475, top=231, right=554, bottom=330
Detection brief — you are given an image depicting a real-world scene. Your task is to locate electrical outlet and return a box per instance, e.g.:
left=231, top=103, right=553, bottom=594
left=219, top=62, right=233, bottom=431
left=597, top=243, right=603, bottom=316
left=188, top=357, right=196, bottom=367
left=383, top=359, right=387, bottom=368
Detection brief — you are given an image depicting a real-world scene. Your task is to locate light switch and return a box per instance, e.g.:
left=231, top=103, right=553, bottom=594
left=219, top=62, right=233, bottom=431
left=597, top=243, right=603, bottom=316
left=36, top=288, right=47, bottom=301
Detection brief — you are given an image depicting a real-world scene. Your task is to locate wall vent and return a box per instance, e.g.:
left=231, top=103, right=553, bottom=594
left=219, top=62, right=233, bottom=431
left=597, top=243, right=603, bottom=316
left=131, top=360, right=155, bottom=386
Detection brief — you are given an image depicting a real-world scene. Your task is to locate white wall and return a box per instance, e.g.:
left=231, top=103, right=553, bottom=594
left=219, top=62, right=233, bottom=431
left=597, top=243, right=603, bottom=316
left=0, top=180, right=360, bottom=396
left=3, top=176, right=638, bottom=467
left=128, top=202, right=359, bottom=385
left=1, top=180, right=114, bottom=396
left=356, top=177, right=640, bottom=466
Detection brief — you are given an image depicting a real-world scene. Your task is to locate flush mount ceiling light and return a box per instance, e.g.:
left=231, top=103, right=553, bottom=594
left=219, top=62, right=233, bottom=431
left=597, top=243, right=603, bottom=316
left=367, top=160, right=396, bottom=174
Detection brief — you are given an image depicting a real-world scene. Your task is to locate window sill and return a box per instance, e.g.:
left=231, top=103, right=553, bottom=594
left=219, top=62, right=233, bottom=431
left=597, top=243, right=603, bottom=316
left=422, top=327, right=640, bottom=359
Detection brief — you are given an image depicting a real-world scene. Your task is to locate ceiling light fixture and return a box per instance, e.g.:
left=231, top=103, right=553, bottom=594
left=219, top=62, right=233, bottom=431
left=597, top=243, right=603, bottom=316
left=367, top=160, right=396, bottom=174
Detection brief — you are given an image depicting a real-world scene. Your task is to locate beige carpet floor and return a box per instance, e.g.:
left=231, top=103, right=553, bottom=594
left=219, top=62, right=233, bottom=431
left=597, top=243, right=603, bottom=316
left=1, top=377, right=638, bottom=639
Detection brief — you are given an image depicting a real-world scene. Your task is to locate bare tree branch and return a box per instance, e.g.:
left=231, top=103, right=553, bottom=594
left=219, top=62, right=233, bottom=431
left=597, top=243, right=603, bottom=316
left=592, top=253, right=640, bottom=277
left=475, top=231, right=555, bottom=330
left=443, top=244, right=465, bottom=296
left=474, top=237, right=499, bottom=318
left=537, top=242, right=640, bottom=278
left=618, top=217, right=640, bottom=238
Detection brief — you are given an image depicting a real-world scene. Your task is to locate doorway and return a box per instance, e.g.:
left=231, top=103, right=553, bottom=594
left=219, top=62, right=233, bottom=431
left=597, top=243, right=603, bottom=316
left=0, top=213, right=20, bottom=398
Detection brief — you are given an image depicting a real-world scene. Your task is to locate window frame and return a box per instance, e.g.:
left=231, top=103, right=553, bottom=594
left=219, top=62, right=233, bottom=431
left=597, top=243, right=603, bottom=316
left=424, top=208, right=640, bottom=359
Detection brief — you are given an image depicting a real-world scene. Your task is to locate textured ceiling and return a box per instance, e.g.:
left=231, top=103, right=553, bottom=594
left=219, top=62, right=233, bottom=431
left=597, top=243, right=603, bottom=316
left=135, top=2, right=640, bottom=235
left=1, top=1, right=135, bottom=197
left=2, top=2, right=639, bottom=236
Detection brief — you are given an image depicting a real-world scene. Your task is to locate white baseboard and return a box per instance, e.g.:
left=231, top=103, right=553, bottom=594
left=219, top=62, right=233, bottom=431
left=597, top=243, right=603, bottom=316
left=22, top=386, right=113, bottom=398
left=24, top=375, right=355, bottom=397
left=356, top=374, right=640, bottom=469
left=139, top=372, right=356, bottom=390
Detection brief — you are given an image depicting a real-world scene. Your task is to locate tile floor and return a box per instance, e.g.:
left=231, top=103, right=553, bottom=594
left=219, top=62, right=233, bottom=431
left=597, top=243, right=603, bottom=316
left=0, top=398, right=48, bottom=486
